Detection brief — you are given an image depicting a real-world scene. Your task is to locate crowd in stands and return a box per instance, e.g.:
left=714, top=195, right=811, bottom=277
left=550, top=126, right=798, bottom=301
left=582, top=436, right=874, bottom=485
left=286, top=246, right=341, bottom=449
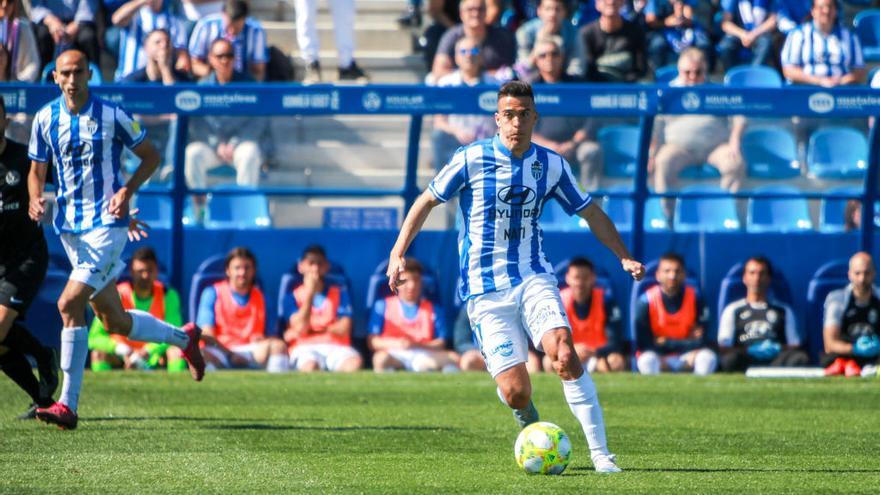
left=86, top=246, right=880, bottom=377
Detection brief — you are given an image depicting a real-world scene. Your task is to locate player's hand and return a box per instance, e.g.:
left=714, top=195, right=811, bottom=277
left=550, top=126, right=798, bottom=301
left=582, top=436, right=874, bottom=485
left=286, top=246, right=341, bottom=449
left=127, top=209, right=151, bottom=242
left=622, top=258, right=645, bottom=281
left=109, top=187, right=132, bottom=219
left=386, top=255, right=407, bottom=294
left=29, top=196, right=46, bottom=222
left=302, top=271, right=320, bottom=293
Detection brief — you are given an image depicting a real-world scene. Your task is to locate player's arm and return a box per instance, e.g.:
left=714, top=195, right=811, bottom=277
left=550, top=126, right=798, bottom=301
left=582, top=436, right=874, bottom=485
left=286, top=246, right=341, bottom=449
left=287, top=292, right=315, bottom=339
left=111, top=0, right=149, bottom=26
left=578, top=203, right=645, bottom=280
left=191, top=57, right=211, bottom=78
left=325, top=316, right=352, bottom=337
left=27, top=160, right=48, bottom=221
left=109, top=135, right=161, bottom=219
left=823, top=324, right=852, bottom=355
left=387, top=190, right=442, bottom=292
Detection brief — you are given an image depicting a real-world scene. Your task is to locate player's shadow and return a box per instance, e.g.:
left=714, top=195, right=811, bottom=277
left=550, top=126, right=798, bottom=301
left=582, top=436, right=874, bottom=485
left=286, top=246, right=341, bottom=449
left=568, top=467, right=880, bottom=474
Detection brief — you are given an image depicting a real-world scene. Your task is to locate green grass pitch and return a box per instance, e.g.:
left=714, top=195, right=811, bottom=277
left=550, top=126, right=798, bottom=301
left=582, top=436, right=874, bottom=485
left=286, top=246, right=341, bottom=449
left=1, top=372, right=878, bottom=494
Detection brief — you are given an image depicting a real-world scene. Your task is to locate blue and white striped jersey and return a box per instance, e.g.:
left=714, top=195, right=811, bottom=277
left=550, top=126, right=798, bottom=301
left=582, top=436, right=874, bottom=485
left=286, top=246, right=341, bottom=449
left=188, top=14, right=268, bottom=74
left=781, top=21, right=864, bottom=78
left=114, top=6, right=189, bottom=81
left=28, top=95, right=146, bottom=234
left=721, top=0, right=772, bottom=31
left=429, top=135, right=592, bottom=300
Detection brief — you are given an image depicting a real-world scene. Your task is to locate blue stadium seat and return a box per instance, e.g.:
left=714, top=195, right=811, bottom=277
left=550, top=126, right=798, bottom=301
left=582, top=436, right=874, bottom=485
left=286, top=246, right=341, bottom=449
left=364, top=259, right=439, bottom=313
left=674, top=185, right=740, bottom=232
left=746, top=185, right=813, bottom=233
left=679, top=163, right=721, bottom=180
left=598, top=125, right=639, bottom=177
left=818, top=187, right=880, bottom=233
left=716, top=260, right=794, bottom=323
left=187, top=254, right=227, bottom=322
left=629, top=259, right=701, bottom=342
left=741, top=127, right=800, bottom=179
left=41, top=61, right=103, bottom=85
left=23, top=269, right=69, bottom=349
left=204, top=187, right=271, bottom=229
left=723, top=65, right=783, bottom=87
left=603, top=186, right=669, bottom=232
left=806, top=259, right=849, bottom=362
left=540, top=198, right=588, bottom=231
left=806, top=127, right=868, bottom=179
left=855, top=9, right=880, bottom=62
left=654, top=65, right=678, bottom=83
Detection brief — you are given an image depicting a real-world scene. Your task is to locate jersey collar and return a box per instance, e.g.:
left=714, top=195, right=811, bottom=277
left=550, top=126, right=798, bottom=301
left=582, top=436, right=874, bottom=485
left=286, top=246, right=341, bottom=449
left=492, top=134, right=535, bottom=160
left=59, top=93, right=94, bottom=117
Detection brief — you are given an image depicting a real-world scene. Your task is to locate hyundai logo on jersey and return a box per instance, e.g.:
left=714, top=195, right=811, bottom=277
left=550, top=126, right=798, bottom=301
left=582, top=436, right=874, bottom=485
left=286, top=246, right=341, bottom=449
left=498, top=185, right=536, bottom=206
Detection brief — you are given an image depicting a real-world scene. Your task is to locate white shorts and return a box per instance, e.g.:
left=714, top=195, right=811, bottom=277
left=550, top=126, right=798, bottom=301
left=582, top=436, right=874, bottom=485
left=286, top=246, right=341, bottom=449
left=289, top=343, right=360, bottom=371
left=60, top=226, right=128, bottom=294
left=203, top=343, right=259, bottom=369
left=387, top=348, right=440, bottom=371
left=467, top=274, right=570, bottom=378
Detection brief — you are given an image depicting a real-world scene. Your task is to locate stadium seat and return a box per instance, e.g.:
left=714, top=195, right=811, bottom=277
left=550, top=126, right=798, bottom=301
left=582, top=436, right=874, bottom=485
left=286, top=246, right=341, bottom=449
left=855, top=9, right=880, bottom=62
left=598, top=125, right=639, bottom=177
left=678, top=163, right=721, bottom=180
left=723, top=65, right=783, bottom=87
left=819, top=186, right=859, bottom=233
left=746, top=185, right=813, bottom=233
left=716, top=260, right=794, bottom=321
left=603, top=185, right=669, bottom=232
left=364, top=259, right=439, bottom=312
left=806, top=259, right=849, bottom=362
left=654, top=65, right=678, bottom=83
left=629, top=259, right=701, bottom=342
left=674, top=185, right=740, bottom=232
left=204, top=186, right=271, bottom=229
left=41, top=61, right=103, bottom=85
left=741, top=127, right=800, bottom=179
left=540, top=198, right=588, bottom=231
left=806, top=127, right=868, bottom=179
left=23, top=269, right=69, bottom=349
left=187, top=254, right=227, bottom=322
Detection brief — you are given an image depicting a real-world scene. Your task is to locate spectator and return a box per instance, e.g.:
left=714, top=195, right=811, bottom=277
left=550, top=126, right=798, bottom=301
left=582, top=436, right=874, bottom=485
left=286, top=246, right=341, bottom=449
left=823, top=252, right=880, bottom=377
left=527, top=35, right=602, bottom=190
left=579, top=0, right=647, bottom=82
left=432, top=36, right=501, bottom=171
left=282, top=245, right=362, bottom=372
left=717, top=256, right=809, bottom=372
left=88, top=247, right=185, bottom=372
left=718, top=0, right=777, bottom=71
left=844, top=199, right=861, bottom=233
left=650, top=47, right=745, bottom=220
left=775, top=0, right=810, bottom=36
left=421, top=0, right=461, bottom=71
left=432, top=0, right=515, bottom=82
left=0, top=0, right=41, bottom=82
left=644, top=0, right=711, bottom=71
left=368, top=258, right=459, bottom=372
left=193, top=247, right=289, bottom=371
left=515, top=0, right=584, bottom=80
left=550, top=257, right=625, bottom=373
left=121, top=28, right=190, bottom=83
left=294, top=0, right=369, bottom=83
left=188, top=0, right=267, bottom=81
left=781, top=0, right=865, bottom=87
left=452, top=307, right=486, bottom=371
left=185, top=38, right=268, bottom=194
left=111, top=0, right=190, bottom=81
left=30, top=0, right=100, bottom=68
left=180, top=0, right=222, bottom=23
left=634, top=253, right=716, bottom=375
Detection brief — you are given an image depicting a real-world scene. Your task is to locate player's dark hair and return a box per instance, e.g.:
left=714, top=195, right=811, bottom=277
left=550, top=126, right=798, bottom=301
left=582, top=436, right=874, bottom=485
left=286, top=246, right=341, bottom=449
left=224, top=0, right=249, bottom=20
left=498, top=81, right=534, bottom=103
left=403, top=258, right=424, bottom=275
left=567, top=257, right=594, bottom=272
left=659, top=252, right=685, bottom=268
left=746, top=255, right=773, bottom=277
left=301, top=244, right=327, bottom=260
left=131, top=247, right=158, bottom=265
left=226, top=247, right=257, bottom=269
left=146, top=28, right=170, bottom=41
left=539, top=0, right=568, bottom=9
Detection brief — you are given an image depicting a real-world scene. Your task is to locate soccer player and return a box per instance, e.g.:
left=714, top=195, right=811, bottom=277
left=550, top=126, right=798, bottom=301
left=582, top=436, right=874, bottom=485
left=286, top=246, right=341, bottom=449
left=0, top=94, right=59, bottom=419
left=387, top=81, right=645, bottom=473
left=27, top=49, right=205, bottom=430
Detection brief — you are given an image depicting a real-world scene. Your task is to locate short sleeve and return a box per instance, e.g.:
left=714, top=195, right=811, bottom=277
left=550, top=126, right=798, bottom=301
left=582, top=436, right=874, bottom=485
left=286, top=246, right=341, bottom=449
left=823, top=290, right=845, bottom=329
left=780, top=29, right=803, bottom=68
left=717, top=303, right=736, bottom=347
left=114, top=106, right=146, bottom=149
left=195, top=286, right=218, bottom=328
left=428, top=148, right=468, bottom=202
left=188, top=20, right=209, bottom=59
left=550, top=157, right=592, bottom=215
left=336, top=286, right=353, bottom=318
left=368, top=299, right=386, bottom=336
left=28, top=113, right=48, bottom=162
left=250, top=24, right=268, bottom=64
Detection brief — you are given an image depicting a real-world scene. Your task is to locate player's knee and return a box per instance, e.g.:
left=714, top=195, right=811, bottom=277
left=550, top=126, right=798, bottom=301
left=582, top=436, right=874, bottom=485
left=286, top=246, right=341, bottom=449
left=607, top=353, right=626, bottom=372
left=460, top=350, right=485, bottom=371
left=340, top=355, right=362, bottom=372
left=412, top=354, right=439, bottom=372
left=56, top=293, right=84, bottom=318
left=372, top=351, right=391, bottom=370
left=268, top=338, right=287, bottom=355
left=693, top=348, right=717, bottom=376
left=637, top=351, right=661, bottom=375
left=499, top=381, right=532, bottom=409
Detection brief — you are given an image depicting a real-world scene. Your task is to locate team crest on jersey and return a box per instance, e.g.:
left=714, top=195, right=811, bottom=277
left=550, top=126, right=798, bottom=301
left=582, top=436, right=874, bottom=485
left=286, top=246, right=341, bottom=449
left=530, top=160, right=543, bottom=180
left=84, top=117, right=98, bottom=135
left=4, top=170, right=19, bottom=186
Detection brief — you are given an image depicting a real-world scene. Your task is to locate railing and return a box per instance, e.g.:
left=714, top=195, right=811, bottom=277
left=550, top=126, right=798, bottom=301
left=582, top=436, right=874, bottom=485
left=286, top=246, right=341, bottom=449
left=4, top=83, right=879, bottom=288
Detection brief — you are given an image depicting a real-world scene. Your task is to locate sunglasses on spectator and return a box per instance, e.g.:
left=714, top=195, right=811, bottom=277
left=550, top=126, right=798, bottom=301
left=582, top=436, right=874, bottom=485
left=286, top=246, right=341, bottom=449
left=681, top=68, right=703, bottom=76
left=212, top=52, right=235, bottom=59
left=536, top=50, right=561, bottom=59
left=458, top=47, right=480, bottom=56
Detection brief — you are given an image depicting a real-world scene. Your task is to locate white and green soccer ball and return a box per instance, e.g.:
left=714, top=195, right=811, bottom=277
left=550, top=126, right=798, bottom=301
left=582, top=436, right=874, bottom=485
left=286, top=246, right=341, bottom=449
left=514, top=422, right=572, bottom=475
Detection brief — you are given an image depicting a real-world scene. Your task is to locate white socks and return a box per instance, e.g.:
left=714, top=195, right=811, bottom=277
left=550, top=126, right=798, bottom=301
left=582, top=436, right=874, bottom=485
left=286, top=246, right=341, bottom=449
left=59, top=327, right=88, bottom=411
left=127, top=310, right=189, bottom=348
left=266, top=354, right=289, bottom=373
left=562, top=372, right=610, bottom=461
left=693, top=349, right=718, bottom=376
left=637, top=351, right=661, bottom=375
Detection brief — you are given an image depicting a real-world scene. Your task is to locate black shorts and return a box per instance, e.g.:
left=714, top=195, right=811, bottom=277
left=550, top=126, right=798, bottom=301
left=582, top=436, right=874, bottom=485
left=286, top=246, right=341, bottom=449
left=0, top=235, right=49, bottom=318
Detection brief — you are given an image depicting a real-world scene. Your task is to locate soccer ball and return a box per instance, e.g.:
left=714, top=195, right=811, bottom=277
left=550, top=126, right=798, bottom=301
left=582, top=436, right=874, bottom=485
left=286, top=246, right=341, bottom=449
left=514, top=422, right=572, bottom=475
